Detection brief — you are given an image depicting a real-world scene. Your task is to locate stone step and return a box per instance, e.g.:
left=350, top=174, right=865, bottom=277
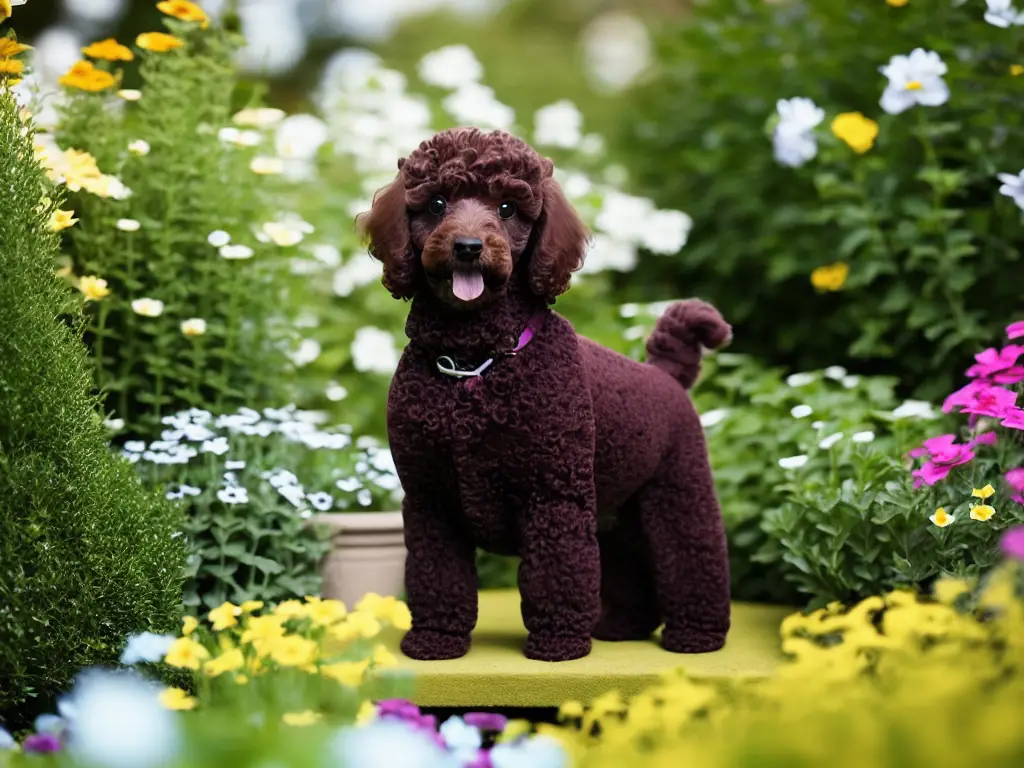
left=381, top=589, right=791, bottom=708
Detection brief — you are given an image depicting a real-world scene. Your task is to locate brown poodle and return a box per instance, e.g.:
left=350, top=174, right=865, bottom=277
left=357, top=127, right=731, bottom=662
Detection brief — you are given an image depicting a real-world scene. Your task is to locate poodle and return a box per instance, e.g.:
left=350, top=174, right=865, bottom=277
left=357, top=127, right=731, bottom=662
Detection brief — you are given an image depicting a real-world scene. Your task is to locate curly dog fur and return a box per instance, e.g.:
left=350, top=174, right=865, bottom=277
left=358, top=127, right=732, bottom=662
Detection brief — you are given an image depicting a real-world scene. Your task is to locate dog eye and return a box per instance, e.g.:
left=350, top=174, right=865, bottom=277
left=428, top=196, right=446, bottom=216
left=498, top=201, right=517, bottom=220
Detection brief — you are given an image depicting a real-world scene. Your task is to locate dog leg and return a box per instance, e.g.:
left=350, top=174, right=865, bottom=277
left=398, top=485, right=478, bottom=661
left=591, top=523, right=660, bottom=642
left=637, top=443, right=731, bottom=654
left=517, top=482, right=601, bottom=662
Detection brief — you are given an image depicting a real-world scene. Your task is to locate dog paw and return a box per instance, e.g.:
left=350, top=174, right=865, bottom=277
left=661, top=627, right=727, bottom=654
left=524, top=633, right=592, bottom=662
left=400, top=629, right=471, bottom=660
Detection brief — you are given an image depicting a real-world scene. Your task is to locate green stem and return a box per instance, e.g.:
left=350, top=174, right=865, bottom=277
left=95, top=300, right=110, bottom=396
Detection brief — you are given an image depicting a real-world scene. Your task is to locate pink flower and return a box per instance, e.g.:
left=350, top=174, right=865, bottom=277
left=1001, top=407, right=1024, bottom=431
left=1007, top=320, right=1024, bottom=340
left=965, top=345, right=1024, bottom=384
left=942, top=380, right=1018, bottom=417
left=909, top=434, right=977, bottom=487
left=1008, top=467, right=1024, bottom=504
left=970, top=431, right=999, bottom=447
left=1001, top=526, right=1024, bottom=559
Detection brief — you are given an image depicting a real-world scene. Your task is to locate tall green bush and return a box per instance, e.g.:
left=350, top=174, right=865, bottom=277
left=619, top=0, right=1024, bottom=400
left=0, top=89, right=185, bottom=729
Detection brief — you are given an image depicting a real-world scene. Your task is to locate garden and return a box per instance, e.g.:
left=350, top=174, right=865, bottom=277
left=1, top=0, right=1023, bottom=765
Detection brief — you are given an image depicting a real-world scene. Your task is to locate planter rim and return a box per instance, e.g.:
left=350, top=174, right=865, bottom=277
left=314, top=510, right=403, bottom=533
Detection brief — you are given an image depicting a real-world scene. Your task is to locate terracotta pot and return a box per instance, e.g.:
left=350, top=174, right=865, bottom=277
left=315, top=511, right=406, bottom=608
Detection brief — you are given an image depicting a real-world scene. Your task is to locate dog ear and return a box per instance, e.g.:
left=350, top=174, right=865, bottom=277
left=356, top=176, right=419, bottom=300
left=528, top=174, right=590, bottom=303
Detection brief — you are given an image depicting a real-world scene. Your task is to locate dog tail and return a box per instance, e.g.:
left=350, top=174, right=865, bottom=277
left=645, top=299, right=732, bottom=390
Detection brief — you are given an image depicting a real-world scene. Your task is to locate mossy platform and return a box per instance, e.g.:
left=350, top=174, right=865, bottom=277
left=382, top=590, right=791, bottom=707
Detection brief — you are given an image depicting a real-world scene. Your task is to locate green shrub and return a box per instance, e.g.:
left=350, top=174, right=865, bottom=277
left=618, top=0, right=1024, bottom=400
left=0, top=89, right=184, bottom=729
left=39, top=14, right=296, bottom=437
left=129, top=405, right=403, bottom=611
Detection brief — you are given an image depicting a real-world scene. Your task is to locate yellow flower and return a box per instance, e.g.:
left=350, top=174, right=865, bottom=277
left=372, top=644, right=398, bottom=668
left=972, top=484, right=995, bottom=500
left=164, top=637, right=211, bottom=670
left=240, top=600, right=264, bottom=614
left=282, top=710, right=321, bottom=727
left=1012, top=64, right=1024, bottom=76
left=0, top=39, right=31, bottom=58
left=267, top=635, right=319, bottom=668
left=234, top=673, right=249, bottom=684
left=0, top=58, right=24, bottom=77
left=181, top=318, right=207, bottom=336
left=355, top=593, right=412, bottom=629
left=886, top=0, right=909, bottom=6
left=929, top=506, right=954, bottom=527
left=355, top=700, right=377, bottom=726
left=558, top=700, right=584, bottom=720
left=58, top=60, right=117, bottom=92
left=1, top=1, right=11, bottom=21
left=78, top=275, right=110, bottom=302
left=204, top=648, right=244, bottom=677
left=241, top=614, right=286, bottom=645
left=157, top=1, right=210, bottom=28
left=82, top=38, right=134, bottom=61
left=333, top=610, right=382, bottom=641
left=969, top=504, right=995, bottom=522
left=182, top=615, right=199, bottom=636
left=274, top=599, right=308, bottom=619
left=304, top=596, right=347, bottom=627
left=49, top=209, right=78, bottom=232
left=810, top=262, right=849, bottom=292
left=159, top=687, right=197, bottom=711
left=831, top=112, right=879, bottom=154
left=321, top=659, right=369, bottom=687
left=933, top=577, right=971, bottom=606
left=208, top=602, right=241, bottom=631
left=136, top=32, right=184, bottom=53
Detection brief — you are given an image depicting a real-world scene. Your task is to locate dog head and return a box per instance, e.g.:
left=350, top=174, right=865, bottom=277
left=357, top=127, right=589, bottom=309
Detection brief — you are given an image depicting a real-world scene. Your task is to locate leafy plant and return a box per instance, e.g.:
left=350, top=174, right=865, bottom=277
left=0, top=88, right=184, bottom=730
left=127, top=405, right=403, bottom=611
left=618, top=0, right=1024, bottom=400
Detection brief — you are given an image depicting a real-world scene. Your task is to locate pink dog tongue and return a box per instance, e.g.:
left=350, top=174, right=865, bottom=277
left=452, top=269, right=485, bottom=301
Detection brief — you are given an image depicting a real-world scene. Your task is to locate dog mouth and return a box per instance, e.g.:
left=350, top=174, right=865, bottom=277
left=451, top=266, right=486, bottom=302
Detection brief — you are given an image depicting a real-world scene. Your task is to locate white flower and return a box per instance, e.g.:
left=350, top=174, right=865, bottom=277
left=310, top=243, right=341, bottom=267
left=841, top=375, right=860, bottom=388
left=351, top=326, right=400, bottom=374
left=442, top=83, right=515, bottom=130
left=997, top=169, right=1024, bottom=211
left=118, top=89, right=142, bottom=102
left=892, top=400, right=938, bottom=419
left=811, top=420, right=825, bottom=429
left=288, top=339, right=321, bottom=367
left=778, top=454, right=809, bottom=470
left=127, top=140, right=150, bottom=156
left=417, top=45, right=483, bottom=89
left=207, top=230, right=231, bottom=247
left=201, top=437, right=230, bottom=455
left=275, top=113, right=329, bottom=159
left=217, top=487, right=249, bottom=505
left=491, top=734, right=568, bottom=768
left=851, top=431, right=875, bottom=443
left=306, top=491, right=334, bottom=511
left=440, top=717, right=482, bottom=763
left=580, top=234, right=637, bottom=274
left=250, top=156, right=284, bottom=175
left=66, top=669, right=179, bottom=768
left=824, top=366, right=847, bottom=380
left=120, top=632, right=175, bottom=665
left=0, top=727, right=14, bottom=750
left=104, top=417, right=125, bottom=431
left=786, top=372, right=816, bottom=387
left=233, top=107, right=287, bottom=128
left=357, top=488, right=373, bottom=506
left=984, top=0, right=1024, bottom=28
left=879, top=49, right=949, bottom=115
left=218, top=127, right=262, bottom=147
left=699, top=408, right=729, bottom=428
left=277, top=483, right=307, bottom=508
left=772, top=97, right=824, bottom=168
left=640, top=209, right=692, bottom=255
left=181, top=423, right=214, bottom=442
left=124, top=440, right=146, bottom=453
left=116, top=218, right=141, bottom=232
left=260, top=219, right=312, bottom=247
left=333, top=255, right=382, bottom=296
left=336, top=477, right=361, bottom=493
left=226, top=460, right=246, bottom=470
left=219, top=244, right=254, bottom=260
left=331, top=720, right=450, bottom=768
left=326, top=381, right=348, bottom=401
left=130, top=298, right=163, bottom=317
left=533, top=100, right=583, bottom=149
left=595, top=191, right=654, bottom=242
left=180, top=318, right=206, bottom=337
left=790, top=404, right=813, bottom=419
left=818, top=432, right=844, bottom=450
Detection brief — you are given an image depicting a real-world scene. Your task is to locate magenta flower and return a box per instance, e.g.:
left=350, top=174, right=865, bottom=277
left=909, top=433, right=979, bottom=487
left=965, top=345, right=1024, bottom=384
left=22, top=733, right=62, bottom=754
left=1000, top=526, right=1024, bottom=559
left=943, top=380, right=1018, bottom=417
left=464, top=713, right=508, bottom=732
left=1001, top=407, right=1024, bottom=431
left=1008, top=320, right=1024, bottom=340
left=1007, top=468, right=1024, bottom=504
left=970, top=430, right=999, bottom=447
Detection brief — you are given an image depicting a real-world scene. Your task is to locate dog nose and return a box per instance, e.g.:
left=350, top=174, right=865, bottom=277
left=453, top=237, right=483, bottom=261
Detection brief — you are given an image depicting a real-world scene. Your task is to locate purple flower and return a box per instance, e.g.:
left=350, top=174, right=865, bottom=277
left=464, top=713, right=508, bottom=733
left=1000, top=527, right=1024, bottom=559
left=376, top=699, right=421, bottom=721
left=23, top=732, right=62, bottom=753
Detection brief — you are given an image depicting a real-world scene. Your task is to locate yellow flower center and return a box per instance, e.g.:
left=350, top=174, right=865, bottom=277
left=905, top=80, right=923, bottom=91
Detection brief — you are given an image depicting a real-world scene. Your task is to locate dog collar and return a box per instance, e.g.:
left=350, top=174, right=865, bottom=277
left=436, top=311, right=545, bottom=379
